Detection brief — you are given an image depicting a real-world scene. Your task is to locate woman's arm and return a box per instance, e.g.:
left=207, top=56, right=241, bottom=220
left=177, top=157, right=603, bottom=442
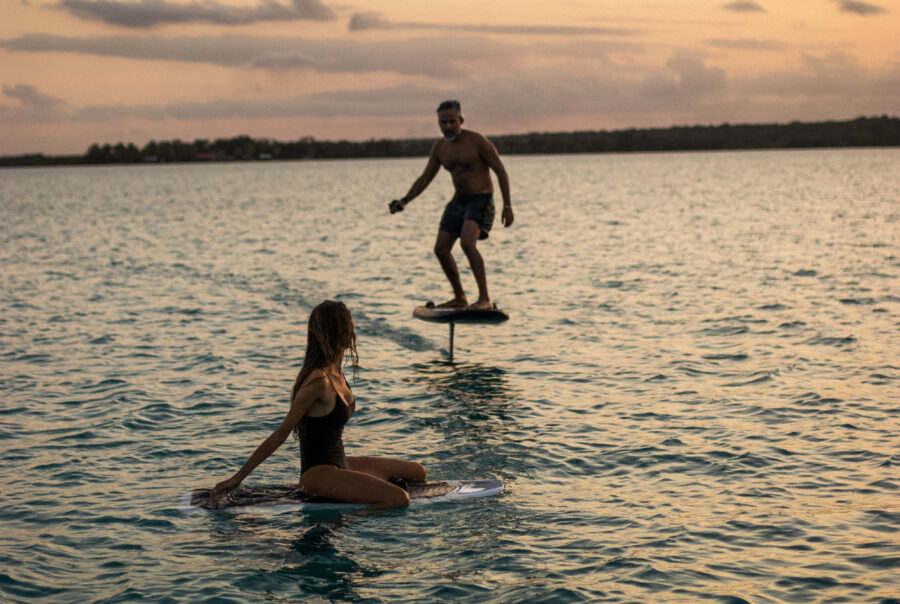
left=209, top=374, right=326, bottom=505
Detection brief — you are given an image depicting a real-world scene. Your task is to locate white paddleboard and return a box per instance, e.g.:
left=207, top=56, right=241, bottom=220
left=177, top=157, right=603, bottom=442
left=181, top=479, right=503, bottom=513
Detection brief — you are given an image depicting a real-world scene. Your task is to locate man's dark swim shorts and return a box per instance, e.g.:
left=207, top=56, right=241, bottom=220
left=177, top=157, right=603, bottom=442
left=439, top=192, right=495, bottom=240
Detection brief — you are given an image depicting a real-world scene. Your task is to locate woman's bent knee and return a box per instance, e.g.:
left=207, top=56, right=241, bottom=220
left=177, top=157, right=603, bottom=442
left=374, top=484, right=410, bottom=509
left=411, top=462, right=427, bottom=482
left=389, top=489, right=411, bottom=508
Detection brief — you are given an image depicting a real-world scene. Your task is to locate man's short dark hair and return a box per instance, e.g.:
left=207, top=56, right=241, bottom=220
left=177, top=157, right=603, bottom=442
left=437, top=100, right=461, bottom=113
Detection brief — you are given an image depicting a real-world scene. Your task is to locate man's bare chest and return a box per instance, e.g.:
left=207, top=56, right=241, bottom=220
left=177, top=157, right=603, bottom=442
left=439, top=146, right=483, bottom=173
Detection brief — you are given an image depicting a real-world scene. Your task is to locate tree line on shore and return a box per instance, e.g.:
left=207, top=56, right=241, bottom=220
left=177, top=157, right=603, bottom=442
left=2, top=116, right=898, bottom=167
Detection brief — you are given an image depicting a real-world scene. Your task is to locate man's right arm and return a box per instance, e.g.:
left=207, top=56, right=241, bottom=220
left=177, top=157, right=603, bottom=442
left=397, top=144, right=441, bottom=207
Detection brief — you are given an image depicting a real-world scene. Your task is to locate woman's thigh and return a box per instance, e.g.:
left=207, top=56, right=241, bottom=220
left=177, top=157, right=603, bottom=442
left=299, top=465, right=409, bottom=507
left=346, top=456, right=427, bottom=481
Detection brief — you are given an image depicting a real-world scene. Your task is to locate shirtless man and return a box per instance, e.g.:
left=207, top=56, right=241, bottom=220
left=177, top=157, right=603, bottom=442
left=390, top=100, right=514, bottom=310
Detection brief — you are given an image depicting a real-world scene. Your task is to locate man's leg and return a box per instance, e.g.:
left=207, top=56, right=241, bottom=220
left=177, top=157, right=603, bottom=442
left=434, top=230, right=467, bottom=307
left=459, top=220, right=491, bottom=309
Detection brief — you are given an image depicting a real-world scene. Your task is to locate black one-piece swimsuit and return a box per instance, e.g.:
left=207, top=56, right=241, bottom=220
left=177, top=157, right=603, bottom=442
left=299, top=375, right=355, bottom=475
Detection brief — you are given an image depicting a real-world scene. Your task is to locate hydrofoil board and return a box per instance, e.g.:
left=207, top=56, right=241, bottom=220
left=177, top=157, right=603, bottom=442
left=413, top=301, right=509, bottom=324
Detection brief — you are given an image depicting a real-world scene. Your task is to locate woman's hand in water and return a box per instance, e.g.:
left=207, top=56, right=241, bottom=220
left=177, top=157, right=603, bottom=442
left=209, top=477, right=241, bottom=507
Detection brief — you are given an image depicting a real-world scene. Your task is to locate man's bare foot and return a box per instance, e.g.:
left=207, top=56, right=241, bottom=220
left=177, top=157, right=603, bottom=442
left=437, top=297, right=468, bottom=308
left=468, top=299, right=493, bottom=310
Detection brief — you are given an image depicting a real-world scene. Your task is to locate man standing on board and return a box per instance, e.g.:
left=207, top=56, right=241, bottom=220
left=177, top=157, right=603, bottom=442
left=390, top=100, right=514, bottom=310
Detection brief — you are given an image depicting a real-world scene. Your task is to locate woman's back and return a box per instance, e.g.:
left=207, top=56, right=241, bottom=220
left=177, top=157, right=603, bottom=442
left=299, top=371, right=355, bottom=475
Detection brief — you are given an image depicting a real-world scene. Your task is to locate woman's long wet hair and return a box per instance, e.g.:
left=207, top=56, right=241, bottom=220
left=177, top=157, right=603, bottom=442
left=291, top=300, right=358, bottom=439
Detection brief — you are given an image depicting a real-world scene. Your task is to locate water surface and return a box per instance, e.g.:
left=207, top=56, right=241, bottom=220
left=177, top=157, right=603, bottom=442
left=1, top=149, right=898, bottom=602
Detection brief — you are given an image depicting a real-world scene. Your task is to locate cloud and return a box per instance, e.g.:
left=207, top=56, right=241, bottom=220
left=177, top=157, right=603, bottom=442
left=0, top=34, right=475, bottom=75
left=668, top=57, right=727, bottom=93
left=346, top=11, right=637, bottom=36
left=0, top=83, right=445, bottom=124
left=0, top=33, right=627, bottom=76
left=721, top=2, right=766, bottom=12
left=249, top=52, right=315, bottom=69
left=3, top=51, right=898, bottom=134
left=57, top=0, right=336, bottom=28
left=0, top=84, right=71, bottom=121
left=348, top=12, right=392, bottom=32
left=0, top=58, right=729, bottom=127
left=637, top=56, right=728, bottom=109
left=3, top=84, right=65, bottom=111
left=704, top=38, right=787, bottom=51
left=732, top=51, right=877, bottom=99
left=834, top=1, right=888, bottom=15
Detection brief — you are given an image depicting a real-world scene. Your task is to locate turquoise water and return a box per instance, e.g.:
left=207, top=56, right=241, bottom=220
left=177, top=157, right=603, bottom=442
left=1, top=150, right=898, bottom=602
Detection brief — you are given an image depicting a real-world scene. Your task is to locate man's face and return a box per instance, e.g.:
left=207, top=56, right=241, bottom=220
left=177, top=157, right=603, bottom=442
left=437, top=108, right=463, bottom=140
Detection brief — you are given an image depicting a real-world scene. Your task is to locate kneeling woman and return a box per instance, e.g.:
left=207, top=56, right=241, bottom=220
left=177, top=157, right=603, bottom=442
left=210, top=300, right=426, bottom=509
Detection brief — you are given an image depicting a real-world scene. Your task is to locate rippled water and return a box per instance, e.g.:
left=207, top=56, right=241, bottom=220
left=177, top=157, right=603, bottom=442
left=1, top=149, right=898, bottom=602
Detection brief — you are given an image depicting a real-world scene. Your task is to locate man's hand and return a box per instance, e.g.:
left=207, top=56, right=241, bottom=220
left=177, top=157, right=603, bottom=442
left=502, top=206, right=514, bottom=227
left=389, top=199, right=406, bottom=214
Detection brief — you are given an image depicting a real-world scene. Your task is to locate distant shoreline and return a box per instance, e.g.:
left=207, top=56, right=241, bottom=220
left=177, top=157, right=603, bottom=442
left=2, top=116, right=898, bottom=168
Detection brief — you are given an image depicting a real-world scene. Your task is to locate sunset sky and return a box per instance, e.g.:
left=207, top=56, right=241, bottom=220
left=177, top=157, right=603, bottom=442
left=2, top=0, right=898, bottom=155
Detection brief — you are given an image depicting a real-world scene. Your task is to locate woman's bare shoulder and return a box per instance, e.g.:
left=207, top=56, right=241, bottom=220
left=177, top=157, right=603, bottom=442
left=295, top=369, right=328, bottom=399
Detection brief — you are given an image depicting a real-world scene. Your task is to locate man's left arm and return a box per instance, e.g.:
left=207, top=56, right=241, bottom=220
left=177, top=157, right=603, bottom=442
left=480, top=137, right=514, bottom=227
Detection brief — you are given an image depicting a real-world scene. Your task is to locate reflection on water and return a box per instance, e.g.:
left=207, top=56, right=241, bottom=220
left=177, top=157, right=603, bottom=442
left=281, top=522, right=370, bottom=600
left=412, top=361, right=519, bottom=407
left=408, top=361, right=520, bottom=441
left=210, top=516, right=378, bottom=602
left=405, top=361, right=530, bottom=483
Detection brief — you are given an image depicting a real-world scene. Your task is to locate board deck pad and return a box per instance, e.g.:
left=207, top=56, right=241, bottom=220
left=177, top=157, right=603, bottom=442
left=413, top=301, right=509, bottom=324
left=185, top=480, right=503, bottom=511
